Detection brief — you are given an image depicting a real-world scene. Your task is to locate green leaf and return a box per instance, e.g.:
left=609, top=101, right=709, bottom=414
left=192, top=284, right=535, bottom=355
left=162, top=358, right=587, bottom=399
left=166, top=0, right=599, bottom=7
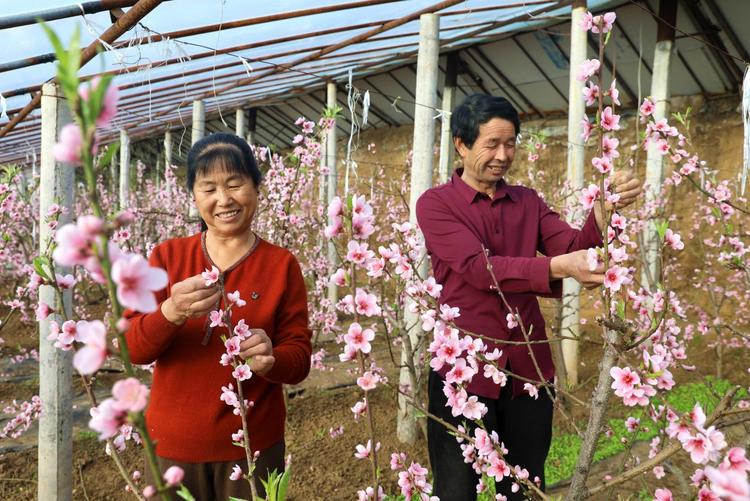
left=654, top=220, right=668, bottom=241
left=176, top=485, right=196, bottom=501
left=277, top=465, right=291, bottom=500
left=615, top=300, right=625, bottom=320
left=33, top=256, right=52, bottom=282
left=228, top=497, right=249, bottom=501
left=604, top=30, right=612, bottom=46
left=98, top=142, right=120, bottom=172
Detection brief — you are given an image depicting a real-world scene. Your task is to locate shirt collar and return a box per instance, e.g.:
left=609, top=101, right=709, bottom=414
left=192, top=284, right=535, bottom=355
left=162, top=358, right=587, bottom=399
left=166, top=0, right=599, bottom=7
left=451, top=168, right=518, bottom=204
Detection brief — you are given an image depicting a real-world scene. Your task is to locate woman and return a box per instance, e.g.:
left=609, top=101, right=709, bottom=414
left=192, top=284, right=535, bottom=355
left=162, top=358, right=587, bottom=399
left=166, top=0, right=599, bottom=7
left=125, top=133, right=312, bottom=499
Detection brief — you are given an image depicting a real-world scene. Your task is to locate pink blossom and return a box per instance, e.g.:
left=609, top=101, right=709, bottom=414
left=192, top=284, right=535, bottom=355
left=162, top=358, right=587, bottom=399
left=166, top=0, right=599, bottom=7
left=592, top=156, right=613, bottom=174
left=53, top=124, right=85, bottom=165
left=232, top=364, right=253, bottom=381
left=344, top=322, right=375, bottom=354
left=461, top=395, right=487, bottom=420
left=52, top=216, right=104, bottom=266
left=390, top=452, right=407, bottom=470
left=327, top=196, right=344, bottom=218
left=586, top=248, right=602, bottom=271
left=234, top=319, right=250, bottom=339
left=523, top=383, right=539, bottom=400
left=579, top=11, right=594, bottom=31
left=79, top=77, right=119, bottom=127
left=224, top=336, right=241, bottom=357
left=330, top=268, right=348, bottom=286
left=354, top=288, right=381, bottom=316
left=600, top=106, right=621, bottom=131
left=505, top=313, right=518, bottom=329
left=423, top=277, right=443, bottom=298
left=366, top=258, right=385, bottom=278
left=357, top=371, right=381, bottom=391
left=721, top=447, right=750, bottom=473
left=354, top=440, right=380, bottom=459
left=664, top=229, right=684, bottom=250
left=346, top=241, right=374, bottom=265
left=577, top=58, right=601, bottom=81
left=161, top=465, right=185, bottom=487
left=111, top=253, right=168, bottom=313
left=654, top=488, right=673, bottom=501
left=202, top=265, right=220, bottom=286
left=143, top=486, right=156, bottom=498
left=55, top=273, right=76, bottom=289
left=653, top=465, right=665, bottom=479
left=220, top=383, right=239, bottom=408
left=209, top=310, right=225, bottom=328
left=445, top=358, right=476, bottom=385
left=608, top=79, right=621, bottom=106
left=640, top=98, right=656, bottom=117
left=229, top=464, right=243, bottom=481
left=112, top=377, right=149, bottom=412
left=324, top=217, right=342, bottom=238
left=73, top=320, right=108, bottom=375
left=439, top=304, right=460, bottom=321
left=36, top=302, right=53, bottom=321
left=603, top=265, right=630, bottom=292
left=582, top=82, right=599, bottom=106
left=89, top=398, right=126, bottom=439
left=601, top=135, right=620, bottom=160
left=580, top=184, right=600, bottom=210
left=581, top=116, right=593, bottom=141
left=705, top=465, right=750, bottom=500
left=610, top=366, right=640, bottom=396
left=227, top=290, right=246, bottom=307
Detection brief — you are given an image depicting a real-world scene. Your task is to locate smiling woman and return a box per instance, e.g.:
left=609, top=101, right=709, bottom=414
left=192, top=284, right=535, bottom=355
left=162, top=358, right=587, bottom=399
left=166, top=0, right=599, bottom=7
left=124, top=132, right=312, bottom=500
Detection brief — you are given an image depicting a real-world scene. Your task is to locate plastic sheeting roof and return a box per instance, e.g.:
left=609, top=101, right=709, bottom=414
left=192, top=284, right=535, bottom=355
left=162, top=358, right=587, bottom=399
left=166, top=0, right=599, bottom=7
left=0, top=0, right=747, bottom=165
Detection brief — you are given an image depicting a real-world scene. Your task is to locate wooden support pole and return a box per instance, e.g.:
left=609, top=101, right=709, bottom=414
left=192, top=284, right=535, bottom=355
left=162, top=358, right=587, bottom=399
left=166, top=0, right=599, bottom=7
left=119, top=129, right=130, bottom=210
left=38, top=82, right=74, bottom=501
left=438, top=53, right=458, bottom=183
left=642, top=0, right=677, bottom=289
left=399, top=12, right=439, bottom=445
left=326, top=82, right=339, bottom=304
left=235, top=108, right=246, bottom=138
left=110, top=144, right=118, bottom=195
left=560, top=0, right=587, bottom=389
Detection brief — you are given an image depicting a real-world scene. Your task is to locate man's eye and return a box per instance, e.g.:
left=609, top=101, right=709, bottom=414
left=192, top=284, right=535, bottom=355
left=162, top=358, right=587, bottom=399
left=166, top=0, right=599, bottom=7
left=204, top=189, right=216, bottom=193
left=228, top=185, right=241, bottom=189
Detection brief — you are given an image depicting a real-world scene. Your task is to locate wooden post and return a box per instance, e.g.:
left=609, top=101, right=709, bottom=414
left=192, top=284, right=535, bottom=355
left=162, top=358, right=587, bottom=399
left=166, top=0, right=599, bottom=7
left=235, top=108, right=246, bottom=138
left=119, top=129, right=130, bottom=210
left=247, top=108, right=257, bottom=145
left=326, top=82, right=339, bottom=304
left=38, top=82, right=74, bottom=501
left=399, top=13, right=439, bottom=445
left=642, top=0, right=677, bottom=289
left=560, top=0, right=587, bottom=388
left=191, top=99, right=205, bottom=144
left=438, top=52, right=458, bottom=183
left=110, top=144, right=118, bottom=195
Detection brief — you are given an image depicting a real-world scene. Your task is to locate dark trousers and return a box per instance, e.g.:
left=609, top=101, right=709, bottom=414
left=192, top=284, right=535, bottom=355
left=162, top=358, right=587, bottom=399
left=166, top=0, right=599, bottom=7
left=143, top=439, right=285, bottom=501
left=427, top=371, right=553, bottom=501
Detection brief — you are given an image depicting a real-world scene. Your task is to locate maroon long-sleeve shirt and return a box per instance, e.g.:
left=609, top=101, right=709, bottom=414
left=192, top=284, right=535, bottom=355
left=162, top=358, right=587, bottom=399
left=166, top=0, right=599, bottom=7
left=416, top=169, right=603, bottom=398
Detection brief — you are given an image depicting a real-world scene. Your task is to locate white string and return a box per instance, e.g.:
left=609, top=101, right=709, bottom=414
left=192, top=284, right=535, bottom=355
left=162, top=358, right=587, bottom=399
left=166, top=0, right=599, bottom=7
left=361, top=90, right=370, bottom=126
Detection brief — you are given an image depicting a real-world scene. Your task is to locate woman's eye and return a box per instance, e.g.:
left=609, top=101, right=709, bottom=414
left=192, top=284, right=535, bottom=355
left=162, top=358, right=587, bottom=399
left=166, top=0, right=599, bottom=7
left=204, top=189, right=216, bottom=193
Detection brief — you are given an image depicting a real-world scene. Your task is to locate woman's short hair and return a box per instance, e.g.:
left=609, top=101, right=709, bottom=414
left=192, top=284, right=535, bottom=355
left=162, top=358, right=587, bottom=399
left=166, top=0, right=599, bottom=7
left=186, top=132, right=262, bottom=191
left=451, top=94, right=520, bottom=148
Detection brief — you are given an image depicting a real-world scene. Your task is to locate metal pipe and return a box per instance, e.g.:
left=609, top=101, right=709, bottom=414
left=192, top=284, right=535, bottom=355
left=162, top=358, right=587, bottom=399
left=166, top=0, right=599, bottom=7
left=0, top=0, right=161, bottom=29
left=0, top=0, right=165, bottom=138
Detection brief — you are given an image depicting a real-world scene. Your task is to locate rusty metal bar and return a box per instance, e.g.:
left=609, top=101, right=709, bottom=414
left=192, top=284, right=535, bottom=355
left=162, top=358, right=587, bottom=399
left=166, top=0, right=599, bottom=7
left=0, top=0, right=165, bottom=138
left=0, top=0, right=165, bottom=29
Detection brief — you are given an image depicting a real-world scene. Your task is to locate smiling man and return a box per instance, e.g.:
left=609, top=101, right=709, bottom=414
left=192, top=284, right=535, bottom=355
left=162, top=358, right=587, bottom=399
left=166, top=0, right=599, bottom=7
left=416, top=94, right=641, bottom=500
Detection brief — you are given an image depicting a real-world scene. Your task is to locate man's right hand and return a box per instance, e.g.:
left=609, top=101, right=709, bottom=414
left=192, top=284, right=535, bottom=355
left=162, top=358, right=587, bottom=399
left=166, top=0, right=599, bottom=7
left=161, top=275, right=222, bottom=325
left=549, top=249, right=605, bottom=289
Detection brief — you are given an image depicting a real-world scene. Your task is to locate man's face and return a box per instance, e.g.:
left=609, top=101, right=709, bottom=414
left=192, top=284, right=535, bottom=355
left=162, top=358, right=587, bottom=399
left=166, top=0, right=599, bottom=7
left=455, top=117, right=517, bottom=190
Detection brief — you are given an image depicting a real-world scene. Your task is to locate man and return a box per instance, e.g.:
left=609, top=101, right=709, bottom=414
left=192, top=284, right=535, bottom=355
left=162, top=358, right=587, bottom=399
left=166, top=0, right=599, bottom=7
left=416, top=94, right=642, bottom=500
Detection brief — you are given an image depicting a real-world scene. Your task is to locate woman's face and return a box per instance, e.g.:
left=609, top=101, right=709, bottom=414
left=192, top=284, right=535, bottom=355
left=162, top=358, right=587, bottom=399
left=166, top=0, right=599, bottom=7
left=193, top=166, right=258, bottom=237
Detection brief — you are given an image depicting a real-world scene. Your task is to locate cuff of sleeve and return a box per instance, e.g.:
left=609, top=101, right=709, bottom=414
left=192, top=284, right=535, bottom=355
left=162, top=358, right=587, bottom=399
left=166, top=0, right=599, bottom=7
left=582, top=210, right=604, bottom=247
left=529, top=256, right=553, bottom=294
left=141, top=302, right=182, bottom=344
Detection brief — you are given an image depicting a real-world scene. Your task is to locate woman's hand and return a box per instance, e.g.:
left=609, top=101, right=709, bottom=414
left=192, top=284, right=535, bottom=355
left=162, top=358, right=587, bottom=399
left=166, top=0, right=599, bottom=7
left=161, top=275, right=221, bottom=326
left=239, top=329, right=275, bottom=376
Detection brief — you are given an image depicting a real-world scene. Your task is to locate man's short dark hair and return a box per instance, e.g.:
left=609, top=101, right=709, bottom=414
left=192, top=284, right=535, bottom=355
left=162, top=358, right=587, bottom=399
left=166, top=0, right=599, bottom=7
left=451, top=94, right=521, bottom=148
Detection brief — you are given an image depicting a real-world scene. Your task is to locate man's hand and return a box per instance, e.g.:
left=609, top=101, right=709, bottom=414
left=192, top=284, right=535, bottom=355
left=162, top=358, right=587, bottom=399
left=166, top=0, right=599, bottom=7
left=594, top=170, right=643, bottom=230
left=550, top=249, right=605, bottom=288
left=608, top=170, right=643, bottom=210
left=239, top=329, right=275, bottom=376
left=161, top=275, right=221, bottom=326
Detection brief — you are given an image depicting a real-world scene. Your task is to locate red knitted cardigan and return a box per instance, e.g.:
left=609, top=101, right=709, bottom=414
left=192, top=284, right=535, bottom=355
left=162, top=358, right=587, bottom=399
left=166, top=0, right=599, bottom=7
left=125, top=233, right=312, bottom=462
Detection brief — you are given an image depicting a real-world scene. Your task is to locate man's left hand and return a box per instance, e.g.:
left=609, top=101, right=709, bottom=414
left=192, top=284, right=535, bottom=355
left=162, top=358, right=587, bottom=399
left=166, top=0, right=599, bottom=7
left=239, top=329, right=275, bottom=376
left=608, top=170, right=642, bottom=210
